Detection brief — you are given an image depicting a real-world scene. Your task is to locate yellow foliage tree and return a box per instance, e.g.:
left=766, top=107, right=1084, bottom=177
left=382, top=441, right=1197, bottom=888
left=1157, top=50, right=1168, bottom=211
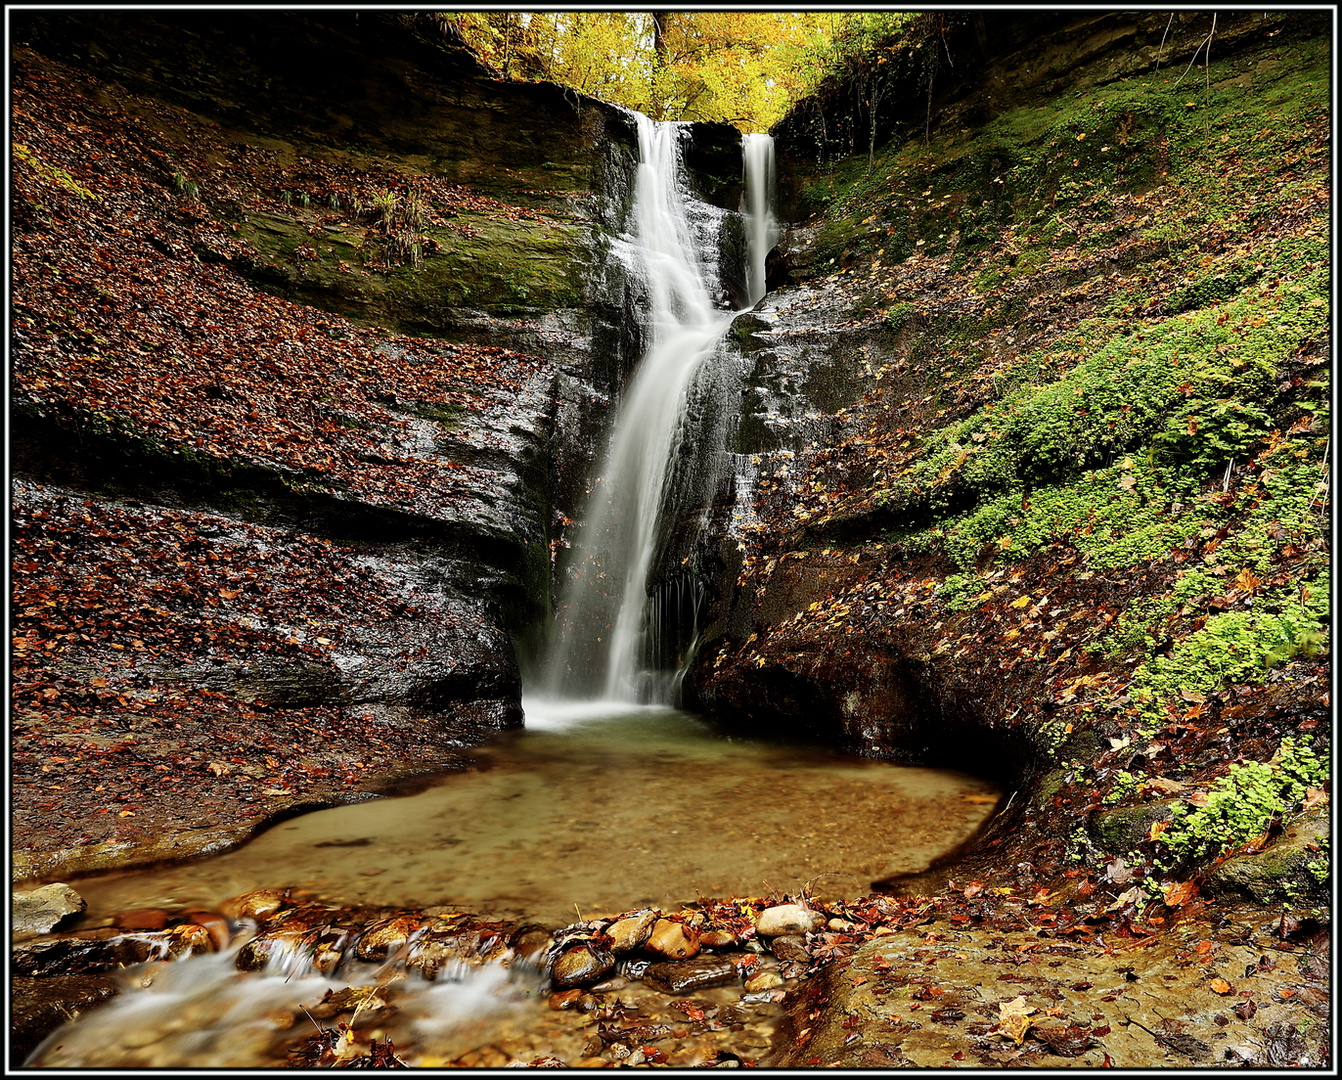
left=444, top=11, right=841, bottom=132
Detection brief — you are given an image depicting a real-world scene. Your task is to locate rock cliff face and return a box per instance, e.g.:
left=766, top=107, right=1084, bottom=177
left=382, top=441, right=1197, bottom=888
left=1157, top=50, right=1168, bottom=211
left=690, top=8, right=1330, bottom=904
left=10, top=10, right=744, bottom=878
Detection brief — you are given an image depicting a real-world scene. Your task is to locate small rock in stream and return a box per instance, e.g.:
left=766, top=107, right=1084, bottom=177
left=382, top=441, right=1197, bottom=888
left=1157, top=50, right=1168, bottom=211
left=743, top=970, right=785, bottom=993
left=550, top=943, right=614, bottom=988
left=646, top=918, right=700, bottom=959
left=111, top=908, right=169, bottom=931
left=353, top=915, right=421, bottom=961
left=755, top=903, right=824, bottom=937
left=641, top=955, right=745, bottom=994
left=769, top=935, right=811, bottom=963
left=180, top=911, right=231, bottom=952
left=12, top=884, right=86, bottom=938
left=607, top=910, right=658, bottom=953
left=220, top=889, right=291, bottom=924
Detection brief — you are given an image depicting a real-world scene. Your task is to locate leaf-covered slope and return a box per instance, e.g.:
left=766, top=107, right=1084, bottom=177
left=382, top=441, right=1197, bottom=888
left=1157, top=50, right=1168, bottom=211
left=697, top=14, right=1330, bottom=901
left=9, top=38, right=577, bottom=878
left=11, top=47, right=563, bottom=523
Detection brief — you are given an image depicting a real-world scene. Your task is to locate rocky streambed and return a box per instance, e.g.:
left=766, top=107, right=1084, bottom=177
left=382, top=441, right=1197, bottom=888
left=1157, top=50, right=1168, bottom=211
left=15, top=878, right=1330, bottom=1069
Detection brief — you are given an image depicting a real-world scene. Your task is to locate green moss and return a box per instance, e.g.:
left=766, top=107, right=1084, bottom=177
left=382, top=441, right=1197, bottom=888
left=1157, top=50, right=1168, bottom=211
left=235, top=207, right=588, bottom=327
left=399, top=400, right=466, bottom=427
left=14, top=141, right=99, bottom=201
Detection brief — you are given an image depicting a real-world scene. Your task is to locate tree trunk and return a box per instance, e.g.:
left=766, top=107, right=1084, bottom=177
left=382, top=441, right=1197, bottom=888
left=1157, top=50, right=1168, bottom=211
left=651, top=11, right=669, bottom=65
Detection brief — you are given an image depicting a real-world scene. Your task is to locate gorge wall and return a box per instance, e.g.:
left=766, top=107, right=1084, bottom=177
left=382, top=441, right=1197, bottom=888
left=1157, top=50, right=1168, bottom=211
left=690, top=8, right=1330, bottom=904
left=12, top=8, right=1330, bottom=919
left=11, top=9, right=744, bottom=879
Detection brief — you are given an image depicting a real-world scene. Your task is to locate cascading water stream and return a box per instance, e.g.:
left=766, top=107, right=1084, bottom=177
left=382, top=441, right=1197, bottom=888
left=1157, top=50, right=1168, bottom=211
left=742, top=132, right=779, bottom=307
left=20, top=111, right=1015, bottom=1074
left=541, top=115, right=775, bottom=705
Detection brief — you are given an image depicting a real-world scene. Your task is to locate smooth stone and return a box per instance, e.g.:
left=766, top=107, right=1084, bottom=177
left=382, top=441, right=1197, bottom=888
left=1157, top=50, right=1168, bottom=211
left=769, top=935, right=811, bottom=963
left=607, top=911, right=657, bottom=953
left=744, top=970, right=785, bottom=992
left=700, top=928, right=739, bottom=948
left=549, top=989, right=585, bottom=1010
left=181, top=911, right=231, bottom=952
left=13, top=884, right=85, bottom=938
left=641, top=955, right=743, bottom=994
left=220, top=889, right=290, bottom=923
left=112, top=908, right=168, bottom=931
left=646, top=918, right=700, bottom=959
left=511, top=926, right=555, bottom=963
left=353, top=916, right=421, bottom=961
left=755, top=904, right=824, bottom=937
left=235, top=928, right=306, bottom=972
left=551, top=943, right=614, bottom=988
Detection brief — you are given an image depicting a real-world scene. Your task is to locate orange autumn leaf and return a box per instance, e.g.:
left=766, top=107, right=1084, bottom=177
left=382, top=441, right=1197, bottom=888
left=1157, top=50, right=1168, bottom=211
left=1233, top=567, right=1262, bottom=592
left=1210, top=978, right=1233, bottom=995
left=1162, top=878, right=1197, bottom=906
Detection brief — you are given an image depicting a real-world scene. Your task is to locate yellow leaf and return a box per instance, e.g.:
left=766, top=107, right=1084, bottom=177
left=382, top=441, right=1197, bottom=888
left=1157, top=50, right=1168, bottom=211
left=996, top=996, right=1036, bottom=1044
left=1011, top=595, right=1032, bottom=608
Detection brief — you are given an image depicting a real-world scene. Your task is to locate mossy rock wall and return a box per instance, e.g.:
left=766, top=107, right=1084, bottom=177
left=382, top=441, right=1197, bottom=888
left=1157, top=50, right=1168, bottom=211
left=694, top=9, right=1330, bottom=895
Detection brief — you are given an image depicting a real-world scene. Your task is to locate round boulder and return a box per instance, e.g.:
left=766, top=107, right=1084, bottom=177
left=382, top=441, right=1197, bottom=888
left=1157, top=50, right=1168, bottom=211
left=550, top=943, right=614, bottom=989
left=755, top=904, right=824, bottom=937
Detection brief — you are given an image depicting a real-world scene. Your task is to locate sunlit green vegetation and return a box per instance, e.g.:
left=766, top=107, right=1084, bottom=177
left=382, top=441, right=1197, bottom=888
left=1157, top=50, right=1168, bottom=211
left=441, top=11, right=914, bottom=131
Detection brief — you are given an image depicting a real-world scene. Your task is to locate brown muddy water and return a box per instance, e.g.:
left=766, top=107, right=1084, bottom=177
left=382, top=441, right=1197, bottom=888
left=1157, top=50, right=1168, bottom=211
left=31, top=702, right=1000, bottom=1068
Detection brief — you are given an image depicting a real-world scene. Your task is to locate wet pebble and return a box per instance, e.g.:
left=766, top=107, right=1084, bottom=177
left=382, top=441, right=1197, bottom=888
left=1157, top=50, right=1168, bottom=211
left=181, top=911, right=231, bottom=951
left=220, top=889, right=290, bottom=923
left=551, top=943, right=614, bottom=988
left=353, top=915, right=420, bottom=961
left=112, top=908, right=169, bottom=931
left=607, top=910, right=657, bottom=953
left=548, top=989, right=585, bottom=1010
left=642, top=955, right=743, bottom=994
left=768, top=935, right=810, bottom=963
left=647, top=918, right=700, bottom=959
left=700, top=928, right=739, bottom=948
left=755, top=904, right=824, bottom=937
left=743, top=970, right=785, bottom=993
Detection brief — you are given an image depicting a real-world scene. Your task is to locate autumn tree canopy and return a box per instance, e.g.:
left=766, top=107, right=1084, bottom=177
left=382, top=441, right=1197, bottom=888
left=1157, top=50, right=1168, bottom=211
left=445, top=11, right=914, bottom=132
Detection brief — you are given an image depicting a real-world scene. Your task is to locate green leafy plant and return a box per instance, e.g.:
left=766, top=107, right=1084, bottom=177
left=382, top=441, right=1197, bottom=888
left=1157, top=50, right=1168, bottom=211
left=1159, top=738, right=1327, bottom=868
left=1129, top=577, right=1329, bottom=728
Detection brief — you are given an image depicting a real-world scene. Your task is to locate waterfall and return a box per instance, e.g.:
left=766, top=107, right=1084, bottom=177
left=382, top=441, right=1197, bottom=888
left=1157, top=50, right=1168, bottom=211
left=742, top=133, right=779, bottom=307
left=540, top=115, right=775, bottom=705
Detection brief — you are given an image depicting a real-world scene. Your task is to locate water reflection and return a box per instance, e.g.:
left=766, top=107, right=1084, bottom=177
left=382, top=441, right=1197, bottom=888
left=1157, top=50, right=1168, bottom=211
left=66, top=702, right=999, bottom=928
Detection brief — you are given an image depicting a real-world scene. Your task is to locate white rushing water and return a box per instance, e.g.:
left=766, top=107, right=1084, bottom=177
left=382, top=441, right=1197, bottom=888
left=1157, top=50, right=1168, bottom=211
left=543, top=116, right=775, bottom=704
left=742, top=132, right=780, bottom=307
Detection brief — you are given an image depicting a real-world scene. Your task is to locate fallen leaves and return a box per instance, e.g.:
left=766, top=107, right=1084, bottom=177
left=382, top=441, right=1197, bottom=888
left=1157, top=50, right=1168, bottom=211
left=1161, top=879, right=1199, bottom=908
left=996, top=995, right=1037, bottom=1044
